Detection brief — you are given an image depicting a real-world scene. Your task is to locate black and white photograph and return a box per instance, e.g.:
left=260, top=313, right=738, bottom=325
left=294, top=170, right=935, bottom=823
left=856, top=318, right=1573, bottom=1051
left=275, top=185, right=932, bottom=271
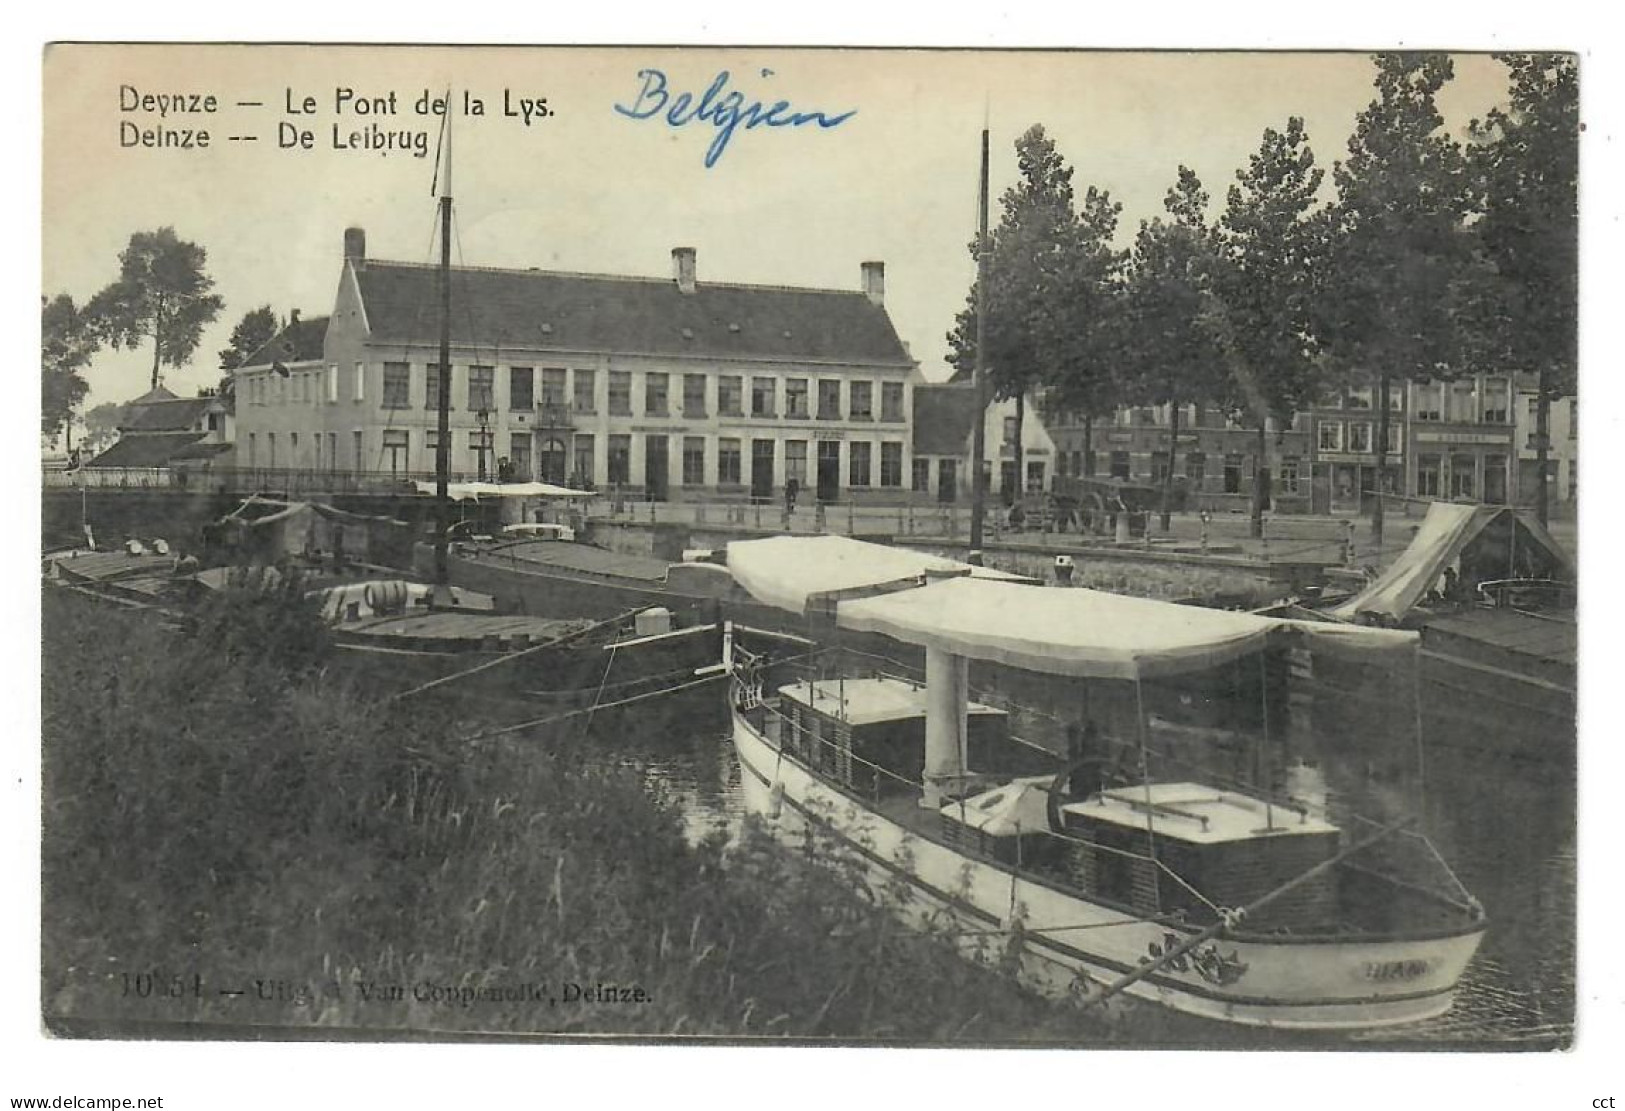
left=20, top=29, right=1613, bottom=1107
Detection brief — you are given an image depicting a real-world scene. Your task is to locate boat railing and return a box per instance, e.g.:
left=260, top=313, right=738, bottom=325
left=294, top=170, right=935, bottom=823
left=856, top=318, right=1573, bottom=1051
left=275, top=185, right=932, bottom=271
left=747, top=691, right=1235, bottom=922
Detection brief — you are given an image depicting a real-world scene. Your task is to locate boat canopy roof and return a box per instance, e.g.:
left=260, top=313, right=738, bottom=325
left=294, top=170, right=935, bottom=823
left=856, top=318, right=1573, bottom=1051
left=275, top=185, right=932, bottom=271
left=413, top=480, right=591, bottom=501
left=726, top=535, right=1035, bottom=614
left=836, top=575, right=1416, bottom=680
left=1329, top=502, right=1573, bottom=622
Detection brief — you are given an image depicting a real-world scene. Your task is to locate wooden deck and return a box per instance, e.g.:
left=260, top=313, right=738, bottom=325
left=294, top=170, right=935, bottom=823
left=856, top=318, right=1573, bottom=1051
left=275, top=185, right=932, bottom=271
left=340, top=612, right=587, bottom=642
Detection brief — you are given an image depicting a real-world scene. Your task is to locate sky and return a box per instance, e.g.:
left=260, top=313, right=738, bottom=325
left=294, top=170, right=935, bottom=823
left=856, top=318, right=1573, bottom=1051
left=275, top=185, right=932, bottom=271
left=43, top=46, right=1515, bottom=414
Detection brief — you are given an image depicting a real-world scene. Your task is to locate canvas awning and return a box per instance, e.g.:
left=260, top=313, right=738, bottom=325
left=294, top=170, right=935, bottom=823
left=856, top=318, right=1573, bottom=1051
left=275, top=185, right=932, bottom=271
left=725, top=535, right=1036, bottom=615
left=1329, top=502, right=1574, bottom=621
left=413, top=480, right=592, bottom=501
left=836, top=575, right=1415, bottom=681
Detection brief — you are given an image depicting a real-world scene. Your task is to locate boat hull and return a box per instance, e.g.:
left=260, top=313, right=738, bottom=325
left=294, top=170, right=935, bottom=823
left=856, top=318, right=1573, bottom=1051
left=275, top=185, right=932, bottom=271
left=731, top=707, right=1485, bottom=1030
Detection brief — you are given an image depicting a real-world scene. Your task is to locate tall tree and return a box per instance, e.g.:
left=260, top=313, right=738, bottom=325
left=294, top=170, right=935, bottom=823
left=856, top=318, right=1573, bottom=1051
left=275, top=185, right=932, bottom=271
left=1038, top=186, right=1129, bottom=491
left=218, top=305, right=280, bottom=371
left=41, top=294, right=100, bottom=447
left=1213, top=117, right=1329, bottom=538
left=1467, top=53, right=1579, bottom=526
left=87, top=227, right=225, bottom=391
left=948, top=125, right=1094, bottom=503
left=1124, top=167, right=1228, bottom=530
left=1322, top=54, right=1474, bottom=548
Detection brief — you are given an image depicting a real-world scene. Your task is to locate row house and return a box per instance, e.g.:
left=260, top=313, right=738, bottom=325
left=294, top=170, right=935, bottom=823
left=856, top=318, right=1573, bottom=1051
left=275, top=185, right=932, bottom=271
left=1513, top=376, right=1579, bottom=508
left=910, top=384, right=1056, bottom=504
left=1045, top=404, right=1313, bottom=514
left=233, top=231, right=920, bottom=503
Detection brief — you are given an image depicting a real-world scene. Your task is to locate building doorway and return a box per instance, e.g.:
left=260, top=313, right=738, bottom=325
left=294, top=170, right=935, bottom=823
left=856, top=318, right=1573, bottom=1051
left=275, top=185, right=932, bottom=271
left=539, top=437, right=567, bottom=484
left=645, top=435, right=669, bottom=501
left=816, top=441, right=841, bottom=503
left=751, top=439, right=775, bottom=502
left=937, top=458, right=957, bottom=503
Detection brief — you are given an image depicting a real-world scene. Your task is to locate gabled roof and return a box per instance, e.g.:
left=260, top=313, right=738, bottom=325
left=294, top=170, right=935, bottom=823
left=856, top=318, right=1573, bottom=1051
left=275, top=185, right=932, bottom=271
left=119, top=396, right=212, bottom=433
left=85, top=432, right=208, bottom=468
left=351, top=261, right=913, bottom=367
left=241, top=315, right=331, bottom=369
left=911, top=382, right=981, bottom=455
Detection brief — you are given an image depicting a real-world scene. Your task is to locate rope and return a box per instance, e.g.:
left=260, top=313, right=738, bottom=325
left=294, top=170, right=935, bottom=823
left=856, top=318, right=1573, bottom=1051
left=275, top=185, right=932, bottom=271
left=464, top=670, right=727, bottom=745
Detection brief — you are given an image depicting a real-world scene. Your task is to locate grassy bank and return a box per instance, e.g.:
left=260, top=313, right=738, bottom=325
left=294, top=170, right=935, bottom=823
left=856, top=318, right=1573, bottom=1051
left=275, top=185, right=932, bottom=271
left=40, top=585, right=1143, bottom=1044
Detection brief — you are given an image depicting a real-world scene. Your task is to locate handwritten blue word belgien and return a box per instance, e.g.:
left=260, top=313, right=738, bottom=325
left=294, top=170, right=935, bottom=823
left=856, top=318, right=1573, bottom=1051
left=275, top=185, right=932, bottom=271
left=614, top=68, right=856, bottom=168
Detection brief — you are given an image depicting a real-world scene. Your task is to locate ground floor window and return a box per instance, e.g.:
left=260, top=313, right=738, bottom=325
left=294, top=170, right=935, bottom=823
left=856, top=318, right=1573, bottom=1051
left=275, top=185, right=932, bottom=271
left=881, top=442, right=903, bottom=487
left=1109, top=451, right=1130, bottom=481
left=1569, top=457, right=1578, bottom=500
left=1185, top=451, right=1206, bottom=487
left=849, top=441, right=872, bottom=487
left=784, top=440, right=807, bottom=486
left=354, top=430, right=364, bottom=472
left=718, top=438, right=742, bottom=486
left=1449, top=454, right=1476, bottom=500
left=571, top=435, right=594, bottom=487
left=1026, top=459, right=1044, bottom=491
left=1223, top=453, right=1244, bottom=494
left=1416, top=454, right=1441, bottom=497
left=1082, top=449, right=1095, bottom=477
left=509, top=433, right=532, bottom=480
left=683, top=437, right=706, bottom=486
left=912, top=457, right=930, bottom=492
left=1278, top=456, right=1301, bottom=495
left=607, top=434, right=631, bottom=486
left=382, top=430, right=408, bottom=476
left=1150, top=451, right=1170, bottom=486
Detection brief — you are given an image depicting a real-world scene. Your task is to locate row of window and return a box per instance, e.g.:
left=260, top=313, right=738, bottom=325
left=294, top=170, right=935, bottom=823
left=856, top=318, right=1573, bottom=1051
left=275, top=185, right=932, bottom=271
left=368, top=363, right=908, bottom=422
left=1316, top=420, right=1404, bottom=455
left=249, top=429, right=908, bottom=489
left=244, top=363, right=366, bottom=407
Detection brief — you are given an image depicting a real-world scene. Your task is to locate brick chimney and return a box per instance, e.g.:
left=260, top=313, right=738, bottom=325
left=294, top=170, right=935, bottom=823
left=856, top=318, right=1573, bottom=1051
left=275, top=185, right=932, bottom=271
left=672, top=247, right=697, bottom=294
left=861, top=260, right=885, bottom=307
left=344, top=227, right=367, bottom=267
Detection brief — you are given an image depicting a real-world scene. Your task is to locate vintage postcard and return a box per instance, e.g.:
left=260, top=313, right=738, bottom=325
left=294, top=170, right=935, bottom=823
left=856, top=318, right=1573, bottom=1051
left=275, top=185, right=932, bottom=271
left=34, top=39, right=1589, bottom=1101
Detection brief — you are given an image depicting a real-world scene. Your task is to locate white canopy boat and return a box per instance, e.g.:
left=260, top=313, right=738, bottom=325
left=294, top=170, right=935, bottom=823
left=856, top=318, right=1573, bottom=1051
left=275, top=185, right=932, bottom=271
left=723, top=536, right=1487, bottom=1030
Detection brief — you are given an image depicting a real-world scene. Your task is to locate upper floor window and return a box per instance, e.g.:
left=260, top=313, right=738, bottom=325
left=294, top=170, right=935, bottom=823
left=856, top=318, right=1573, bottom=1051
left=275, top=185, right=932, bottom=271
left=509, top=367, right=534, bottom=411
left=425, top=364, right=451, bottom=410
left=751, top=377, right=776, bottom=418
left=573, top=369, right=596, bottom=414
left=881, top=381, right=904, bottom=423
left=645, top=373, right=669, bottom=416
left=817, top=379, right=842, bottom=420
left=786, top=378, right=809, bottom=419
left=683, top=374, right=708, bottom=418
left=607, top=371, right=632, bottom=416
left=718, top=375, right=744, bottom=417
left=1318, top=421, right=1343, bottom=453
left=542, top=367, right=568, bottom=408
left=468, top=365, right=495, bottom=413
left=383, top=362, right=411, bottom=410
left=849, top=381, right=873, bottom=421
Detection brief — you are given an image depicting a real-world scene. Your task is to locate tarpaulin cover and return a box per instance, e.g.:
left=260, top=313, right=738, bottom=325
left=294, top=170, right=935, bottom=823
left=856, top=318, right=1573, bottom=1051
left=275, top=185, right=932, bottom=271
left=836, top=575, right=1416, bottom=680
left=413, top=481, right=591, bottom=501
left=1329, top=502, right=1574, bottom=621
left=725, top=535, right=1034, bottom=615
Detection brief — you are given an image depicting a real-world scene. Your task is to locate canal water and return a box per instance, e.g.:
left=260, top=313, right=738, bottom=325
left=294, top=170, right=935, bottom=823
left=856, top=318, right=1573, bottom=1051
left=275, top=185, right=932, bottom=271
left=500, top=659, right=1575, bottom=1048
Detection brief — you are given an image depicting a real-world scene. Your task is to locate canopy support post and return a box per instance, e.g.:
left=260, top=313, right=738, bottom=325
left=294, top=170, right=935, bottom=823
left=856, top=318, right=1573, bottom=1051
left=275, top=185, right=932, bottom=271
left=922, top=646, right=969, bottom=809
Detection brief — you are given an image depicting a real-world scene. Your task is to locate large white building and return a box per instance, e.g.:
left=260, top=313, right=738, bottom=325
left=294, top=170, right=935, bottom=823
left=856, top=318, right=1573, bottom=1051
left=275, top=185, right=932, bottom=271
left=234, top=230, right=923, bottom=504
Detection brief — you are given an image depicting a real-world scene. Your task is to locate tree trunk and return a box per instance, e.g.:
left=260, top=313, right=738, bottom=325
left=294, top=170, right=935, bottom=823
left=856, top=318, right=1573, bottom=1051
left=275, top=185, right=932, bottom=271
left=149, top=293, right=164, bottom=391
left=1535, top=366, right=1551, bottom=527
left=1250, top=421, right=1267, bottom=540
left=1012, top=391, right=1025, bottom=506
left=1160, top=401, right=1180, bottom=532
left=1372, top=373, right=1390, bottom=551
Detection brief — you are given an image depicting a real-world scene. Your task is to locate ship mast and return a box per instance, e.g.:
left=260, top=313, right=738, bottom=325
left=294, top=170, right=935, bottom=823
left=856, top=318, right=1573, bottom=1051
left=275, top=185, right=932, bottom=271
left=431, top=99, right=454, bottom=602
left=967, top=126, right=991, bottom=560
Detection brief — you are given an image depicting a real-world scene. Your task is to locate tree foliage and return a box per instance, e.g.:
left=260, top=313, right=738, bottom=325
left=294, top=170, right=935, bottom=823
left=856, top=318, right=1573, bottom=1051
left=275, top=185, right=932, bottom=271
left=1124, top=167, right=1228, bottom=413
left=1213, top=117, right=1328, bottom=423
left=86, top=227, right=225, bottom=391
left=1466, top=53, right=1578, bottom=394
left=41, top=294, right=100, bottom=445
left=218, top=305, right=280, bottom=371
left=1321, top=55, right=1475, bottom=385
